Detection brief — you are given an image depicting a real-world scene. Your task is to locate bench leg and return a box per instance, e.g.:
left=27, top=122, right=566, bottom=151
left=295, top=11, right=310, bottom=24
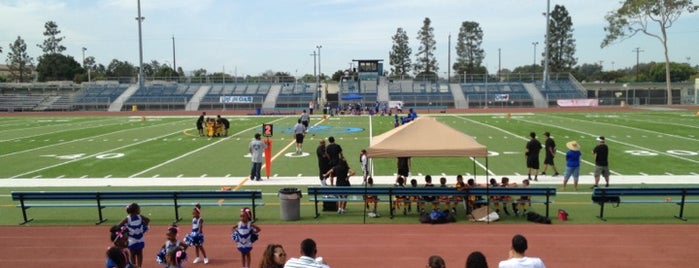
left=18, top=200, right=34, bottom=225
left=597, top=203, right=607, bottom=221
left=96, top=200, right=107, bottom=225
left=675, top=196, right=688, bottom=221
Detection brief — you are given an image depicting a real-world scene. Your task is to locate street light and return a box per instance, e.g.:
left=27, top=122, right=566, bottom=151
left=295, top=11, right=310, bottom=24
left=82, top=47, right=91, bottom=82
left=531, top=42, right=538, bottom=66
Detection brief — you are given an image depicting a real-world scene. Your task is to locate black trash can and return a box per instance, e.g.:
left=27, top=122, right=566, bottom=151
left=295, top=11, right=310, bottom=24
left=278, top=188, right=302, bottom=221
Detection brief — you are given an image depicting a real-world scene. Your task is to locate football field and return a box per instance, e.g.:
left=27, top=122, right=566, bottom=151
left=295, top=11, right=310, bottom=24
left=1, top=108, right=697, bottom=186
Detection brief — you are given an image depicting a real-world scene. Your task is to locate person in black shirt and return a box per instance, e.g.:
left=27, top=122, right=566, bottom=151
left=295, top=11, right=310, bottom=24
left=325, top=136, right=343, bottom=186
left=216, top=115, right=230, bottom=136
left=541, top=132, right=560, bottom=176
left=592, top=136, right=610, bottom=187
left=525, top=132, right=542, bottom=181
left=316, top=139, right=331, bottom=186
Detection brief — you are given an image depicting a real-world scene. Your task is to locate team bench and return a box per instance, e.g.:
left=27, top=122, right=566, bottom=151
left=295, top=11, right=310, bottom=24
left=307, top=186, right=556, bottom=219
left=11, top=190, right=264, bottom=225
left=592, top=187, right=699, bottom=221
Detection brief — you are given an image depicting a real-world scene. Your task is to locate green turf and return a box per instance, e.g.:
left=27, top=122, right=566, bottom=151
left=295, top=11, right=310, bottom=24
left=1, top=110, right=698, bottom=225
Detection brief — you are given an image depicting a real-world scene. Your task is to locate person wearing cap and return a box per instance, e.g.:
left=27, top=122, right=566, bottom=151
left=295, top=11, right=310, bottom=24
left=563, top=141, right=582, bottom=191
left=249, top=133, right=267, bottom=181
left=540, top=132, right=560, bottom=177
left=498, top=234, right=546, bottom=268
left=524, top=132, right=542, bottom=181
left=592, top=136, right=610, bottom=188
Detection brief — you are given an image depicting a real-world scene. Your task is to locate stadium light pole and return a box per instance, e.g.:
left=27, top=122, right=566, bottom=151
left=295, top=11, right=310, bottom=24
left=136, top=0, right=145, bottom=89
left=531, top=42, right=538, bottom=67
left=316, top=45, right=322, bottom=101
left=82, top=47, right=90, bottom=82
left=543, top=0, right=551, bottom=93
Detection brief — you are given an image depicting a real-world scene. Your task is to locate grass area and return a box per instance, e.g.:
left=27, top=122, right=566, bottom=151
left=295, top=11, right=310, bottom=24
left=0, top=109, right=698, bottom=226
left=1, top=184, right=699, bottom=226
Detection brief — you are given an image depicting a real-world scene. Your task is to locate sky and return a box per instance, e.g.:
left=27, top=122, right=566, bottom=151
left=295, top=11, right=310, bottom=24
left=1, top=0, right=698, bottom=78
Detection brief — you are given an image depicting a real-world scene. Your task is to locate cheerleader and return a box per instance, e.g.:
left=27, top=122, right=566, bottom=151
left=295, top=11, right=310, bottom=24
left=232, top=207, right=261, bottom=268
left=118, top=203, right=150, bottom=268
left=157, top=225, right=187, bottom=267
left=184, top=204, right=208, bottom=264
left=106, top=225, right=132, bottom=268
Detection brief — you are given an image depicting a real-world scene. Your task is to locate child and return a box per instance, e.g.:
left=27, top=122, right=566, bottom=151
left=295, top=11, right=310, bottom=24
left=438, top=176, right=451, bottom=211
left=232, top=207, right=261, bottom=268
left=393, top=176, right=408, bottom=215
left=157, top=225, right=188, bottom=267
left=166, top=246, right=188, bottom=268
left=119, top=203, right=150, bottom=268
left=364, top=177, right=379, bottom=217
left=185, top=204, right=208, bottom=264
left=106, top=225, right=131, bottom=268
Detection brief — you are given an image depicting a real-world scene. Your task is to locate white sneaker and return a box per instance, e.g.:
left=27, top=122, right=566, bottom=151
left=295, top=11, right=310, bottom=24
left=193, top=257, right=201, bottom=263
left=204, top=258, right=209, bottom=264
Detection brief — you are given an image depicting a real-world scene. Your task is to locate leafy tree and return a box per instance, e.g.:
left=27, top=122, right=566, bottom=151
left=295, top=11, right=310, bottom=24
left=35, top=53, right=82, bottom=81
left=602, top=0, right=697, bottom=104
left=649, top=62, right=697, bottom=82
left=572, top=63, right=603, bottom=82
left=192, top=68, right=207, bottom=77
left=389, top=27, right=412, bottom=78
left=106, top=59, right=136, bottom=77
left=414, top=17, right=438, bottom=79
left=453, top=21, right=485, bottom=75
left=512, top=64, right=544, bottom=74
left=547, top=5, right=577, bottom=72
left=37, top=21, right=66, bottom=54
left=6, top=36, right=34, bottom=82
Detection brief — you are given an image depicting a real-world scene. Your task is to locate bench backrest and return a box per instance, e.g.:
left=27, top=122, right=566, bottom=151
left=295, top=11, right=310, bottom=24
left=307, top=187, right=556, bottom=197
left=11, top=190, right=263, bottom=201
left=307, top=187, right=393, bottom=196
left=592, top=187, right=699, bottom=197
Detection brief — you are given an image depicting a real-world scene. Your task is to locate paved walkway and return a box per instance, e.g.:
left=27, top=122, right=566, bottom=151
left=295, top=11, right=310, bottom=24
left=0, top=175, right=696, bottom=187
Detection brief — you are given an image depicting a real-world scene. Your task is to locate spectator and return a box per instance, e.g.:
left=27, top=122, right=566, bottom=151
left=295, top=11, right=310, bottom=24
left=360, top=149, right=369, bottom=185
left=498, top=234, right=546, bottom=268
left=563, top=141, right=582, bottom=191
left=260, top=244, right=287, bottom=268
left=316, top=139, right=331, bottom=186
left=325, top=136, right=343, bottom=185
left=300, top=109, right=310, bottom=129
left=466, top=251, right=488, bottom=268
left=283, top=238, right=330, bottom=268
left=540, top=132, right=559, bottom=176
left=364, top=177, right=379, bottom=217
left=396, top=157, right=411, bottom=179
left=323, top=157, right=354, bottom=213
left=196, top=112, right=206, bottom=137
left=592, top=136, right=610, bottom=188
left=524, top=132, right=542, bottom=181
left=427, top=255, right=446, bottom=268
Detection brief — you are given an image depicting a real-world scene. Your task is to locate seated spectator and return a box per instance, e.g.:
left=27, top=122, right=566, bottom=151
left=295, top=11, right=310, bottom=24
left=498, top=234, right=545, bottom=268
left=284, top=238, right=330, bottom=268
left=393, top=176, right=408, bottom=214
left=363, top=177, right=379, bottom=217
left=427, top=255, right=446, bottom=268
left=260, top=244, right=287, bottom=268
left=466, top=251, right=488, bottom=268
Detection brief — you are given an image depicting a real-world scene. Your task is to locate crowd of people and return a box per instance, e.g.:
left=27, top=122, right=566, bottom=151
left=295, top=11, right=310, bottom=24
left=195, top=112, right=230, bottom=138
left=106, top=205, right=544, bottom=268
left=524, top=131, right=611, bottom=190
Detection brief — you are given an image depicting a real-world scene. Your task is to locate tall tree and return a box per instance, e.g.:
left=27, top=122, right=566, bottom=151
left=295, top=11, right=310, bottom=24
left=389, top=27, right=412, bottom=78
left=35, top=54, right=82, bottom=81
left=6, top=36, right=34, bottom=82
left=547, top=5, right=577, bottom=72
left=106, top=59, right=136, bottom=77
left=37, top=21, right=66, bottom=54
left=414, top=17, right=438, bottom=79
left=453, top=21, right=485, bottom=75
left=602, top=0, right=697, bottom=105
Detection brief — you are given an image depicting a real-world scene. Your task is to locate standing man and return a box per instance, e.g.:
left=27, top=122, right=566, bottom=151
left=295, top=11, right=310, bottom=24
left=300, top=110, right=310, bottom=129
left=525, top=132, right=542, bottom=181
left=592, top=136, right=610, bottom=188
left=316, top=139, right=331, bottom=186
left=293, top=119, right=306, bottom=154
left=325, top=136, right=343, bottom=186
left=360, top=149, right=369, bottom=185
left=541, top=132, right=560, bottom=176
left=308, top=101, right=315, bottom=115
left=249, top=133, right=267, bottom=181
left=196, top=112, right=206, bottom=137
left=397, top=157, right=411, bottom=179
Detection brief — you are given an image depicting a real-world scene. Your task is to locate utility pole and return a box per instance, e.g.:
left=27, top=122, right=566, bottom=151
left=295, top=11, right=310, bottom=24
left=82, top=47, right=90, bottom=82
left=633, top=47, right=644, bottom=81
left=447, top=34, right=451, bottom=84
left=543, top=0, right=551, bottom=92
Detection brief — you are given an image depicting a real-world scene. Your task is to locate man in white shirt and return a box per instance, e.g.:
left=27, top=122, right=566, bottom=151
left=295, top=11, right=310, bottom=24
left=284, top=238, right=330, bottom=268
left=498, top=234, right=546, bottom=268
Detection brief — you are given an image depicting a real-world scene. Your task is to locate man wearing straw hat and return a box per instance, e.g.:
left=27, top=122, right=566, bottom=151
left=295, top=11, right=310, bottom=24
left=563, top=141, right=582, bottom=191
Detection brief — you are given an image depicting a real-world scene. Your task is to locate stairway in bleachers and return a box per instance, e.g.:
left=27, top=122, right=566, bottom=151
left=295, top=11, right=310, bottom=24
left=523, top=83, right=547, bottom=108
left=377, top=77, right=389, bottom=102
left=262, top=84, right=281, bottom=109
left=185, top=85, right=212, bottom=111
left=450, top=83, right=468, bottom=109
left=108, top=84, right=139, bottom=111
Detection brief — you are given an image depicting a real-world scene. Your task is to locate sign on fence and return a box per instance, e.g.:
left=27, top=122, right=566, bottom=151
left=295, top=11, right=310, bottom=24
left=220, top=96, right=253, bottom=103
